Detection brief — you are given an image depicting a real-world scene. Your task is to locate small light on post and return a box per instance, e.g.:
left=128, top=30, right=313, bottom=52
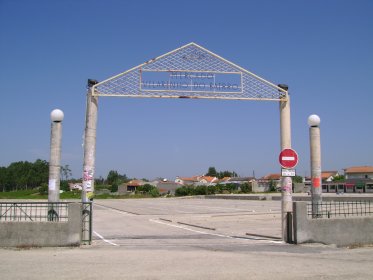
left=51, top=109, right=64, bottom=122
left=308, top=114, right=320, bottom=127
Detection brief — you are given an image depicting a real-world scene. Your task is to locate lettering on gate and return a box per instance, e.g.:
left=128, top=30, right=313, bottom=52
left=140, top=70, right=242, bottom=94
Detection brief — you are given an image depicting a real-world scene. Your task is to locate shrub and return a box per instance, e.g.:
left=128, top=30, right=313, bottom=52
left=111, top=183, right=118, bottom=193
left=194, top=185, right=207, bottom=195
left=149, top=188, right=160, bottom=197
left=240, top=183, right=252, bottom=193
left=175, top=186, right=193, bottom=196
left=38, top=183, right=48, bottom=195
left=60, top=180, right=70, bottom=192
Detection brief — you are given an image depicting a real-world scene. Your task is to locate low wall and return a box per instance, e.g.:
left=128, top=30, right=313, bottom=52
left=0, top=203, right=82, bottom=247
left=293, top=202, right=373, bottom=247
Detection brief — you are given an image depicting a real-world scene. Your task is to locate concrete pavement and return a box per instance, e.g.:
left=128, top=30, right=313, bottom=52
left=1, top=197, right=373, bottom=279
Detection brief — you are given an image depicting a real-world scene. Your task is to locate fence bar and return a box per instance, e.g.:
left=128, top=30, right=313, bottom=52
left=307, top=201, right=373, bottom=219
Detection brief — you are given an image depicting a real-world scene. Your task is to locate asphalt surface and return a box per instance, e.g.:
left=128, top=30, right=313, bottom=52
left=1, top=197, right=373, bottom=279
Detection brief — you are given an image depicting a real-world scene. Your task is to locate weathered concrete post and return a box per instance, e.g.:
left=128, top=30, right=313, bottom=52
left=48, top=109, right=64, bottom=202
left=308, top=114, right=322, bottom=216
left=279, top=84, right=293, bottom=242
left=82, top=80, right=99, bottom=202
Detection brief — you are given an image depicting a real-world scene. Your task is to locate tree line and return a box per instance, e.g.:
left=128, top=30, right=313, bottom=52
left=0, top=159, right=49, bottom=192
left=175, top=183, right=252, bottom=196
left=205, top=167, right=238, bottom=179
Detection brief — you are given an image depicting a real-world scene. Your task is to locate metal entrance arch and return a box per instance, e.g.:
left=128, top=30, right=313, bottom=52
left=83, top=43, right=292, bottom=241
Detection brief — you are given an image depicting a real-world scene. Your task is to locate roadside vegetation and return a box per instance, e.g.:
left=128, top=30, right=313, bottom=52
left=175, top=183, right=252, bottom=196
left=0, top=161, right=284, bottom=200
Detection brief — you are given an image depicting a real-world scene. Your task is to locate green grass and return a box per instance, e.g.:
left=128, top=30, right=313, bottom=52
left=0, top=189, right=81, bottom=200
left=0, top=189, right=158, bottom=200
left=0, top=189, right=46, bottom=199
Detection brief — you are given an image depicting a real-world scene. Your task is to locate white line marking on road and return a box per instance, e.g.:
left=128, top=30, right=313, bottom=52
left=93, top=231, right=119, bottom=247
left=94, top=204, right=136, bottom=216
left=149, top=219, right=283, bottom=244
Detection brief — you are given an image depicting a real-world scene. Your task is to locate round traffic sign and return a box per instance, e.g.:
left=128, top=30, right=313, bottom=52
left=279, top=148, right=298, bottom=169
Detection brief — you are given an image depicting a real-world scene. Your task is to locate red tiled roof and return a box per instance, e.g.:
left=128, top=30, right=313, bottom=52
left=127, top=180, right=143, bottom=186
left=321, top=171, right=338, bottom=179
left=262, top=174, right=281, bottom=180
left=178, top=176, right=199, bottom=182
left=200, top=176, right=217, bottom=182
left=344, top=166, right=373, bottom=173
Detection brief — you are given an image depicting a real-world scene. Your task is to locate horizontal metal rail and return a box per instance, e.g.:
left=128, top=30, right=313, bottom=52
left=307, top=201, right=373, bottom=219
left=0, top=202, right=69, bottom=222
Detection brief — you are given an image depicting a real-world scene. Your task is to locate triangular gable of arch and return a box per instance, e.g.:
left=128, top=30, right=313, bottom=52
left=93, top=42, right=287, bottom=101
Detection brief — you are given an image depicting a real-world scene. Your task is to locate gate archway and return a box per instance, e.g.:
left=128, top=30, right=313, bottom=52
left=82, top=43, right=293, bottom=241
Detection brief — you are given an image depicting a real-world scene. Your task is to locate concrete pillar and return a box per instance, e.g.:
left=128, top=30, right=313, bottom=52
left=48, top=109, right=64, bottom=202
left=82, top=87, right=98, bottom=202
left=279, top=87, right=293, bottom=242
left=308, top=115, right=322, bottom=216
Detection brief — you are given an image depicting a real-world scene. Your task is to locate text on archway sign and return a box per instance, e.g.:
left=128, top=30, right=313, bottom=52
left=140, top=70, right=242, bottom=93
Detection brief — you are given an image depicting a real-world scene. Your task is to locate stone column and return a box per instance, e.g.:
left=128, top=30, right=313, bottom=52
left=279, top=86, right=293, bottom=242
left=49, top=109, right=64, bottom=202
left=82, top=86, right=98, bottom=202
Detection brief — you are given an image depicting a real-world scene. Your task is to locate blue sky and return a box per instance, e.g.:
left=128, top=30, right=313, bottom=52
left=0, top=0, right=372, bottom=180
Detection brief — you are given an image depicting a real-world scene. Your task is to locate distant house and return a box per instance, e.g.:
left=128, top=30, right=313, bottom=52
left=262, top=173, right=281, bottom=181
left=344, top=166, right=373, bottom=180
left=255, top=174, right=282, bottom=192
left=321, top=171, right=339, bottom=182
left=119, top=179, right=148, bottom=193
left=175, top=176, right=199, bottom=185
left=155, top=181, right=180, bottom=195
left=68, top=183, right=83, bottom=191
left=218, top=177, right=255, bottom=185
left=217, top=177, right=231, bottom=184
left=198, top=176, right=218, bottom=185
left=175, top=175, right=218, bottom=186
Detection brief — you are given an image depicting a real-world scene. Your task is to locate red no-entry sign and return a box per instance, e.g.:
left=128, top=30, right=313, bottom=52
left=279, top=148, right=298, bottom=169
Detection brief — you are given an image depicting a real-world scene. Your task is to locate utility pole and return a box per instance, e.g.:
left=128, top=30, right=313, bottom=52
left=279, top=84, right=293, bottom=242
left=82, top=80, right=99, bottom=202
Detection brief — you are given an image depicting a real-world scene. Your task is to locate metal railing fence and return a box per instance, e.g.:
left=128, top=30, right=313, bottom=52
left=307, top=201, right=373, bottom=219
left=0, top=201, right=93, bottom=244
left=0, top=202, right=69, bottom=222
left=82, top=202, right=92, bottom=244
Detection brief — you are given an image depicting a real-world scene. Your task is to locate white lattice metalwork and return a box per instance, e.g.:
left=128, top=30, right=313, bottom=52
left=93, top=43, right=287, bottom=101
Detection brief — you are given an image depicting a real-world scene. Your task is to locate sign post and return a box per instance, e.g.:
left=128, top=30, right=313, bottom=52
left=278, top=147, right=298, bottom=243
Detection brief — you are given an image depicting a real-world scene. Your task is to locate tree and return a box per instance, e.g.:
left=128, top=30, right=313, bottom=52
left=136, top=184, right=160, bottom=197
left=38, top=183, right=48, bottom=195
left=217, top=170, right=238, bottom=179
left=60, top=165, right=72, bottom=181
left=0, top=159, right=49, bottom=191
left=206, top=167, right=217, bottom=177
left=240, top=182, right=252, bottom=193
left=206, top=167, right=238, bottom=179
left=269, top=180, right=277, bottom=192
left=0, top=167, right=8, bottom=192
left=31, top=159, right=49, bottom=188
left=292, top=176, right=303, bottom=183
left=332, top=175, right=345, bottom=182
left=106, top=170, right=128, bottom=185
left=60, top=180, right=70, bottom=192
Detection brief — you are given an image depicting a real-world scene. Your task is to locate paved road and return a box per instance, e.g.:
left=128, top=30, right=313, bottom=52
left=1, top=197, right=373, bottom=279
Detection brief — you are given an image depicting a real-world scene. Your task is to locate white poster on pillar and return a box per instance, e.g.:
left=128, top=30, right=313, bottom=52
left=49, top=179, right=56, bottom=191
